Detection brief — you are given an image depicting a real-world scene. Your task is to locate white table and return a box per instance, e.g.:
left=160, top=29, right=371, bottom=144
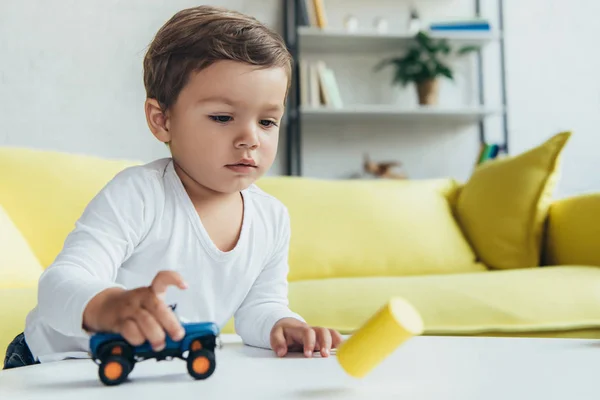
left=1, top=334, right=599, bottom=399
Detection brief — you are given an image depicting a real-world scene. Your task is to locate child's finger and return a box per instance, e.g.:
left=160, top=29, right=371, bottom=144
left=270, top=325, right=287, bottom=357
left=315, top=327, right=332, bottom=357
left=150, top=270, right=188, bottom=300
left=142, top=294, right=185, bottom=341
left=302, top=327, right=317, bottom=357
left=119, top=318, right=145, bottom=346
left=134, top=309, right=166, bottom=351
left=330, top=329, right=344, bottom=348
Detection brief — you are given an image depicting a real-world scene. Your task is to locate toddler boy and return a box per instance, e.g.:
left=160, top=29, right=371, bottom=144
left=4, top=5, right=342, bottom=369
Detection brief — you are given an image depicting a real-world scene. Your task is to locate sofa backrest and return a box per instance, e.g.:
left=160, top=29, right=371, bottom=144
left=256, top=177, right=486, bottom=281
left=0, top=146, right=488, bottom=279
left=0, top=147, right=139, bottom=268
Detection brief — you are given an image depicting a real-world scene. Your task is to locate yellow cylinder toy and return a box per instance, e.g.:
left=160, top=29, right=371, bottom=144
left=336, top=297, right=424, bottom=378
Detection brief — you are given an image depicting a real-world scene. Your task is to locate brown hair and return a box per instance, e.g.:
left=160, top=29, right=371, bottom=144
left=143, top=5, right=293, bottom=112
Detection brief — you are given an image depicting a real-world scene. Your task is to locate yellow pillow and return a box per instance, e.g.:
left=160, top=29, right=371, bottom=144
left=0, top=205, right=43, bottom=288
left=257, top=177, right=484, bottom=281
left=0, top=147, right=139, bottom=268
left=455, top=131, right=571, bottom=270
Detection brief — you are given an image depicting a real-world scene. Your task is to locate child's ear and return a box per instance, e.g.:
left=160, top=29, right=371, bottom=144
left=145, top=98, right=171, bottom=143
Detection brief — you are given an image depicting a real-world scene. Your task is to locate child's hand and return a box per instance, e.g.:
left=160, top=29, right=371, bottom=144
left=83, top=271, right=188, bottom=351
left=270, top=318, right=343, bottom=358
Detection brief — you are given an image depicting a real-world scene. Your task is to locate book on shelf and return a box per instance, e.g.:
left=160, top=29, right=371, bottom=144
left=297, top=0, right=311, bottom=26
left=429, top=19, right=491, bottom=32
left=300, top=59, right=310, bottom=106
left=298, top=0, right=327, bottom=29
left=300, top=60, right=342, bottom=109
left=309, top=62, right=320, bottom=107
left=476, top=142, right=501, bottom=165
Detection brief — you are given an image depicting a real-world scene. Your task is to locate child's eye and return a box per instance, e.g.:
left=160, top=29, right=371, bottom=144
left=259, top=120, right=278, bottom=128
left=209, top=115, right=232, bottom=123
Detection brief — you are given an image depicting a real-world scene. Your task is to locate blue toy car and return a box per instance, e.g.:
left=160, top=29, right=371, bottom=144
left=90, top=322, right=220, bottom=386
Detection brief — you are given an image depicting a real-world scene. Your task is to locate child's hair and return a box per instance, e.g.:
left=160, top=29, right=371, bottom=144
left=143, top=5, right=293, bottom=112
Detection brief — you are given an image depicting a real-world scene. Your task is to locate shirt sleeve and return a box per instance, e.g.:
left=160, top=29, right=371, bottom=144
left=36, top=168, right=156, bottom=337
left=234, top=206, right=305, bottom=350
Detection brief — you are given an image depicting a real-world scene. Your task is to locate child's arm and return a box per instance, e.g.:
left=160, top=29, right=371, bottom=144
left=35, top=170, right=183, bottom=349
left=233, top=208, right=343, bottom=357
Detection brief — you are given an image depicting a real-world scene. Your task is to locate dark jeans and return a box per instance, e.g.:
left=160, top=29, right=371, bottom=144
left=3, top=332, right=39, bottom=369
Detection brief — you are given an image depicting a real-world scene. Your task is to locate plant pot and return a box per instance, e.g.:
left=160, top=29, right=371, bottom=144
left=416, top=79, right=439, bottom=105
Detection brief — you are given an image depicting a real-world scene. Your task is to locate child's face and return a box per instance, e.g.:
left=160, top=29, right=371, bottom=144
left=149, top=60, right=288, bottom=194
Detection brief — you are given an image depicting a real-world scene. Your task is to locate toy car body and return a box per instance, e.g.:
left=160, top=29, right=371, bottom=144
left=89, top=322, right=220, bottom=386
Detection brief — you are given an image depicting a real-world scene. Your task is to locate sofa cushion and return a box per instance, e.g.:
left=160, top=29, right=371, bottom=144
left=257, top=177, right=484, bottom=281
left=455, top=131, right=571, bottom=270
left=288, top=266, right=600, bottom=338
left=0, top=286, right=38, bottom=354
left=0, top=147, right=139, bottom=268
left=544, top=193, right=600, bottom=267
left=0, top=205, right=43, bottom=288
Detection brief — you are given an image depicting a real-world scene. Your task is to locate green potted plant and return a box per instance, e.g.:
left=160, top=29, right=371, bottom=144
left=374, top=31, right=478, bottom=105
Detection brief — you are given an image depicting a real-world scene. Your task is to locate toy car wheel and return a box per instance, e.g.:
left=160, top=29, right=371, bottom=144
left=187, top=349, right=216, bottom=380
left=99, top=355, right=132, bottom=386
left=99, top=341, right=135, bottom=368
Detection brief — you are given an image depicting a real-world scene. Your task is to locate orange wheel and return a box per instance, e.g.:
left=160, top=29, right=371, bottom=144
left=191, top=340, right=202, bottom=351
left=104, top=361, right=123, bottom=380
left=187, top=349, right=216, bottom=380
left=193, top=356, right=210, bottom=374
left=99, top=356, right=131, bottom=386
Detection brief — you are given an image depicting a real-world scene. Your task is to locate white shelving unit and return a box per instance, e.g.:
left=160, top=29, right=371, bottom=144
left=282, top=0, right=508, bottom=176
left=300, top=105, right=502, bottom=124
left=298, top=26, right=501, bottom=53
left=297, top=29, right=503, bottom=124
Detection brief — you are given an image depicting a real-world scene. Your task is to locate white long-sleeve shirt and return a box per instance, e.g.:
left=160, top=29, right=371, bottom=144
left=24, top=158, right=303, bottom=363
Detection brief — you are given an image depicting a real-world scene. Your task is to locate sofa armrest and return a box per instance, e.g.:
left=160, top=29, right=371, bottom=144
left=0, top=286, right=38, bottom=354
left=544, top=194, right=600, bottom=267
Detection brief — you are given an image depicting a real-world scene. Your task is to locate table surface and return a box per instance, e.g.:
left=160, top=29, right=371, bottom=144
left=1, top=334, right=599, bottom=399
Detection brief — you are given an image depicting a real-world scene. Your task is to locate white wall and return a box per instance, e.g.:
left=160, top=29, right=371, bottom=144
left=1, top=0, right=598, bottom=197
left=0, top=0, right=286, bottom=173
left=504, top=0, right=600, bottom=197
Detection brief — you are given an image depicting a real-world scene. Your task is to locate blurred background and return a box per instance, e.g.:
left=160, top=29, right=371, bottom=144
left=1, top=0, right=598, bottom=197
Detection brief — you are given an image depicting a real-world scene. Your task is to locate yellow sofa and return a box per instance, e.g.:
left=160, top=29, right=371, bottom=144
left=2, top=133, right=600, bottom=354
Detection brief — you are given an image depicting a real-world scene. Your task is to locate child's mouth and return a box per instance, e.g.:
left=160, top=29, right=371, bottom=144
left=226, top=163, right=257, bottom=173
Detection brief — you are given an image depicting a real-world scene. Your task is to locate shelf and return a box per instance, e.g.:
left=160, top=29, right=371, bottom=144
left=298, top=27, right=501, bottom=53
left=300, top=105, right=502, bottom=124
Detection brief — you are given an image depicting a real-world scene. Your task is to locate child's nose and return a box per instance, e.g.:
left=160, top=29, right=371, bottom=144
left=235, top=125, right=260, bottom=149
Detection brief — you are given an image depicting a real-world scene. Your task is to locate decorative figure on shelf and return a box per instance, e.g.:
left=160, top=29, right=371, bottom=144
left=343, top=14, right=358, bottom=32
left=363, top=153, right=407, bottom=179
left=407, top=6, right=421, bottom=34
left=373, top=17, right=389, bottom=33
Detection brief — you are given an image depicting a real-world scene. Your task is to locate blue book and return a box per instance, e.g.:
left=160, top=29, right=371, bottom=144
left=430, top=21, right=491, bottom=31
left=488, top=144, right=500, bottom=159
left=430, top=26, right=491, bottom=31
